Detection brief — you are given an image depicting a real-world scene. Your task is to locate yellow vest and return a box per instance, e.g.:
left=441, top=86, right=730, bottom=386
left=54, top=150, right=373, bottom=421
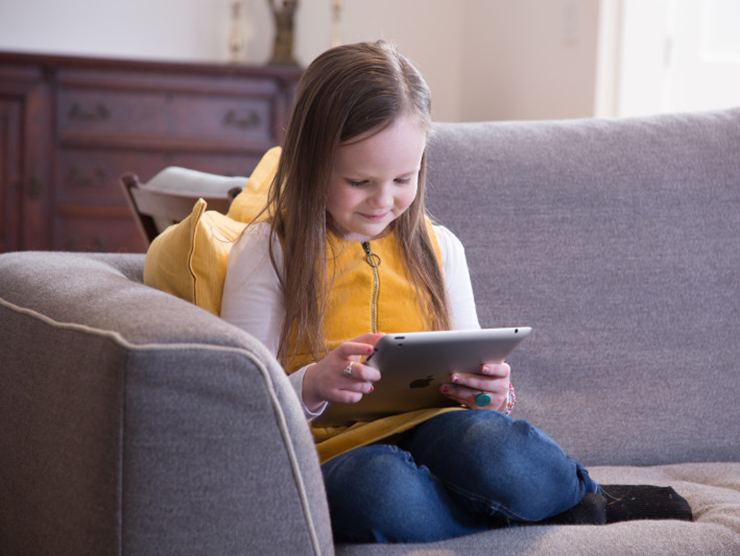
left=291, top=224, right=463, bottom=464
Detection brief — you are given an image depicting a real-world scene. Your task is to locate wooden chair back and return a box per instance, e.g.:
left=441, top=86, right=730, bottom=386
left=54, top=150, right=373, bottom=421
left=120, top=173, right=240, bottom=247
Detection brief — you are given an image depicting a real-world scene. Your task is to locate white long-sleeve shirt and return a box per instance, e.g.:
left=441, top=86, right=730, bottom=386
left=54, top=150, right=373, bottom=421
left=221, top=222, right=481, bottom=416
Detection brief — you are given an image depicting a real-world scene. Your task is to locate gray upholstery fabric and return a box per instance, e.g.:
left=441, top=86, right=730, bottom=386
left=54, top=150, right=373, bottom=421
left=0, top=253, right=333, bottom=556
left=425, top=108, right=740, bottom=467
left=2, top=107, right=739, bottom=555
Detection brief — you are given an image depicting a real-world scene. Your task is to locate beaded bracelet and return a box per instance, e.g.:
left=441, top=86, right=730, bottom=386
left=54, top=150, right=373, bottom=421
left=503, top=382, right=517, bottom=416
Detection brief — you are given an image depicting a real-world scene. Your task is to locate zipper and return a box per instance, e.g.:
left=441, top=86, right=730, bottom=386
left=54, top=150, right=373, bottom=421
left=362, top=241, right=381, bottom=333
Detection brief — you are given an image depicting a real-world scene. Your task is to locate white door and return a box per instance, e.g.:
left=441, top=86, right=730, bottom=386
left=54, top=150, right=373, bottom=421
left=617, top=0, right=740, bottom=117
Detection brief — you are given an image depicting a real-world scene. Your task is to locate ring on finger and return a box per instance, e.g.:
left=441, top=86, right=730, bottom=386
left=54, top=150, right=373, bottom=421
left=475, top=392, right=491, bottom=408
left=343, top=361, right=354, bottom=378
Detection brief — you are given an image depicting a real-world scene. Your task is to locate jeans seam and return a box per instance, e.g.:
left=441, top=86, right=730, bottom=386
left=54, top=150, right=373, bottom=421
left=439, top=478, right=529, bottom=522
left=379, top=445, right=522, bottom=521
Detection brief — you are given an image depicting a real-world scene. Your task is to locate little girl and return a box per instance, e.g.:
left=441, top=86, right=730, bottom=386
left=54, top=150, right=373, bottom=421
left=221, top=40, right=691, bottom=543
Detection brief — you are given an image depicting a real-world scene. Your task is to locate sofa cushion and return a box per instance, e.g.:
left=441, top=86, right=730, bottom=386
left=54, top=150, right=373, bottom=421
left=334, top=462, right=740, bottom=555
left=226, top=146, right=280, bottom=223
left=143, top=147, right=280, bottom=315
left=143, top=199, right=247, bottom=315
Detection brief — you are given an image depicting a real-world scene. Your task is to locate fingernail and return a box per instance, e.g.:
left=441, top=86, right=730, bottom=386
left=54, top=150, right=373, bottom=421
left=369, top=386, right=374, bottom=393
left=441, top=385, right=450, bottom=394
left=482, top=365, right=491, bottom=374
left=452, top=375, right=460, bottom=383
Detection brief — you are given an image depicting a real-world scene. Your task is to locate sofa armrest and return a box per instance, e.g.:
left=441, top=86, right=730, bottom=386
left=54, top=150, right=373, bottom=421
left=0, top=252, right=334, bottom=556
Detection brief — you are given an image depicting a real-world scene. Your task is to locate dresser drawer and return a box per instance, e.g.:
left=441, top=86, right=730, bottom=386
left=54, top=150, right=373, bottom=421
left=56, top=87, right=274, bottom=143
left=57, top=149, right=171, bottom=205
left=57, top=148, right=262, bottom=206
left=53, top=211, right=143, bottom=253
left=0, top=51, right=300, bottom=253
left=161, top=152, right=262, bottom=179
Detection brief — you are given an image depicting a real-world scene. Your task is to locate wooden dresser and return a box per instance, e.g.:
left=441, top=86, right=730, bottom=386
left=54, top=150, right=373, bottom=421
left=0, top=52, right=301, bottom=253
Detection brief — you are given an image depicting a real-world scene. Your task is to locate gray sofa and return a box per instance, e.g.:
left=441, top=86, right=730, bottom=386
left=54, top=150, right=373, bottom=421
left=2, top=107, right=739, bottom=555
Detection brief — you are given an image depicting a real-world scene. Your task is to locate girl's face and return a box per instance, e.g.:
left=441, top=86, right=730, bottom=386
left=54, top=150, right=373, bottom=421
left=327, top=114, right=427, bottom=242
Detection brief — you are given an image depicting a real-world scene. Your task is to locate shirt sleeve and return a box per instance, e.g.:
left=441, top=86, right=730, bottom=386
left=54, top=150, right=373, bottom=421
left=221, top=223, right=320, bottom=419
left=433, top=224, right=481, bottom=331
left=221, top=222, right=284, bottom=355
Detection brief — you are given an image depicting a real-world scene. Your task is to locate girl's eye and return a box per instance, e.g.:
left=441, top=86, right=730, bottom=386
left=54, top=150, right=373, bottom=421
left=395, top=178, right=412, bottom=184
left=347, top=179, right=367, bottom=187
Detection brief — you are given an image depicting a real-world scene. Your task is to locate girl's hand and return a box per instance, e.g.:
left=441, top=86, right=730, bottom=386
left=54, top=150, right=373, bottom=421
left=440, top=362, right=511, bottom=412
left=302, top=333, right=384, bottom=413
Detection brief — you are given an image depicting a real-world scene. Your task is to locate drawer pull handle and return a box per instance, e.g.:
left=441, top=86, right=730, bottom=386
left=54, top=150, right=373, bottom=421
left=66, top=236, right=82, bottom=251
left=223, top=109, right=261, bottom=130
left=67, top=166, right=108, bottom=187
left=29, top=165, right=43, bottom=199
left=65, top=235, right=107, bottom=252
left=68, top=102, right=110, bottom=122
left=93, top=235, right=108, bottom=252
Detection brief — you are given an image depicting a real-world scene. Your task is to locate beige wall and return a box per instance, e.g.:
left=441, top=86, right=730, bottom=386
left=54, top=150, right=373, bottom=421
left=0, top=0, right=603, bottom=122
left=295, top=0, right=601, bottom=121
left=339, top=0, right=465, bottom=123
left=461, top=0, right=600, bottom=121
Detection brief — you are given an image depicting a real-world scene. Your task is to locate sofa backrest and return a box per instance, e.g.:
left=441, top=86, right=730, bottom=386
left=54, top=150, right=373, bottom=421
left=426, top=108, right=740, bottom=466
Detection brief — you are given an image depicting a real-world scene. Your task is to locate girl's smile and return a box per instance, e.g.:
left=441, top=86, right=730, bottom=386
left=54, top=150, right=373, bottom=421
left=327, top=114, right=427, bottom=242
left=359, top=211, right=389, bottom=221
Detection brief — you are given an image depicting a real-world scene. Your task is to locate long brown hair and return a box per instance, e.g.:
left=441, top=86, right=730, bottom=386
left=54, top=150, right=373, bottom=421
left=266, top=41, right=451, bottom=368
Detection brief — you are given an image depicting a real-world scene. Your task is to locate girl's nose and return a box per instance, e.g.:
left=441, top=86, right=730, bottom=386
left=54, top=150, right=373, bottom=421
left=369, top=182, right=393, bottom=207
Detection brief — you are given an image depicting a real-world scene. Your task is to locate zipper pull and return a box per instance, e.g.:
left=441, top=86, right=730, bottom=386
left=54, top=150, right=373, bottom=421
left=362, top=241, right=381, bottom=268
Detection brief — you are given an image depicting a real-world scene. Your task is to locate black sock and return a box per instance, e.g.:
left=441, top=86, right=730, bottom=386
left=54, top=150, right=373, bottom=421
left=600, top=485, right=693, bottom=523
left=536, top=493, right=607, bottom=525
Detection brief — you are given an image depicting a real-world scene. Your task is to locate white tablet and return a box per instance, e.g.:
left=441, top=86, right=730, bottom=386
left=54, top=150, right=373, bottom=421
left=312, top=327, right=531, bottom=427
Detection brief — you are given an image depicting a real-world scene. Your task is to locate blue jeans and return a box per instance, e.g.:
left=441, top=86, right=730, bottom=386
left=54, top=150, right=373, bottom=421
left=321, top=410, right=600, bottom=543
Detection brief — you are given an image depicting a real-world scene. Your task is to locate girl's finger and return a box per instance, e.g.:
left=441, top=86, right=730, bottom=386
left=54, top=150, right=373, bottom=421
left=337, top=342, right=375, bottom=360
left=341, top=359, right=381, bottom=383
left=480, top=363, right=510, bottom=377
left=450, top=373, right=507, bottom=393
left=440, top=383, right=504, bottom=410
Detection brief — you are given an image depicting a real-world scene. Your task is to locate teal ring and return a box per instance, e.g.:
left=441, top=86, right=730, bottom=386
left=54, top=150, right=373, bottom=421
left=475, top=393, right=492, bottom=408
